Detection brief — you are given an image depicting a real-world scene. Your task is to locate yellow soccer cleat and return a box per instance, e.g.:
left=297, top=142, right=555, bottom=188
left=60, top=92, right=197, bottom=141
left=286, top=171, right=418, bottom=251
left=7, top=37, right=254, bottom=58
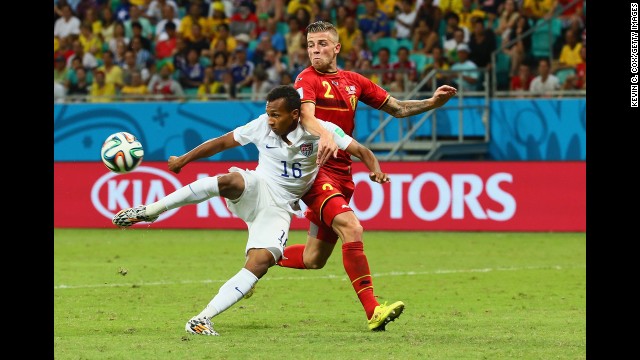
left=367, top=301, right=405, bottom=331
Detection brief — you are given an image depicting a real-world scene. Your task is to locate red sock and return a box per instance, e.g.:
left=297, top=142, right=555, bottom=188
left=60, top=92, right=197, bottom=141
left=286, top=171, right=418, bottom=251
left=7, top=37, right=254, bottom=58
left=277, top=244, right=307, bottom=269
left=342, top=242, right=379, bottom=319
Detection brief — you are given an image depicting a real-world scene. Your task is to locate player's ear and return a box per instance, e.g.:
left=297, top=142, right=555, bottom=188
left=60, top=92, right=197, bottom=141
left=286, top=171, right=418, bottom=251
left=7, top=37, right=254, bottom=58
left=335, top=42, right=341, bottom=53
left=292, top=108, right=300, bottom=120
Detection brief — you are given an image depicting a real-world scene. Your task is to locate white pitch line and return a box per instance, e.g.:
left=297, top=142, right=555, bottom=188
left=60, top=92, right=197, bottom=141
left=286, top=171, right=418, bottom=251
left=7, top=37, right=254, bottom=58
left=54, top=264, right=585, bottom=290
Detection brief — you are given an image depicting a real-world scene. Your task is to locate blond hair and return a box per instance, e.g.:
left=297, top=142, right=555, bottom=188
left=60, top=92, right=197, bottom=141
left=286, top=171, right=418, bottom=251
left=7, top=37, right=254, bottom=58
left=306, top=21, right=339, bottom=42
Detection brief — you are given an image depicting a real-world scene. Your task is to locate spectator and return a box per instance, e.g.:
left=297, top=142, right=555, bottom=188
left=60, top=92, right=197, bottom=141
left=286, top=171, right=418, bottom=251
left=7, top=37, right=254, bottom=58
left=294, top=7, right=312, bottom=30
left=529, top=57, right=560, bottom=97
left=562, top=45, right=586, bottom=90
left=288, top=45, right=311, bottom=79
left=479, top=0, right=505, bottom=28
left=262, top=49, right=288, bottom=86
left=494, top=0, right=520, bottom=45
left=443, top=27, right=467, bottom=63
left=358, top=0, right=391, bottom=42
left=420, top=45, right=452, bottom=91
left=89, top=70, right=117, bottom=102
left=54, top=4, right=81, bottom=41
left=412, top=18, right=440, bottom=55
left=66, top=66, right=91, bottom=100
left=97, top=50, right=124, bottom=90
left=179, top=2, right=212, bottom=41
left=346, top=33, right=373, bottom=69
left=79, top=23, right=103, bottom=60
left=130, top=36, right=154, bottom=68
left=155, top=21, right=178, bottom=60
left=510, top=63, right=534, bottom=93
left=178, top=48, right=206, bottom=90
left=230, top=46, right=255, bottom=91
left=109, top=22, right=129, bottom=55
left=113, top=38, right=128, bottom=66
left=186, top=23, right=211, bottom=56
left=442, top=11, right=470, bottom=46
left=67, top=39, right=98, bottom=70
left=229, top=1, right=259, bottom=38
left=83, top=7, right=102, bottom=36
left=122, top=49, right=150, bottom=85
left=130, top=21, right=152, bottom=51
left=250, top=64, right=274, bottom=100
left=54, top=55, right=70, bottom=86
left=285, top=16, right=305, bottom=56
left=172, top=37, right=190, bottom=76
left=124, top=5, right=153, bottom=41
left=154, top=3, right=181, bottom=41
left=208, top=1, right=230, bottom=34
left=337, top=16, right=362, bottom=62
left=145, top=0, right=179, bottom=26
left=197, top=66, right=222, bottom=100
left=120, top=70, right=149, bottom=101
left=211, top=51, right=230, bottom=82
left=394, top=0, right=417, bottom=40
left=218, top=70, right=237, bottom=99
left=210, top=23, right=238, bottom=54
left=372, top=47, right=395, bottom=87
left=504, top=15, right=532, bottom=76
left=413, top=0, right=443, bottom=37
left=100, top=6, right=117, bottom=44
left=392, top=46, right=418, bottom=83
left=449, top=43, right=480, bottom=92
left=468, top=17, right=497, bottom=70
left=259, top=17, right=287, bottom=54
left=360, top=58, right=381, bottom=85
left=148, top=62, right=185, bottom=100
left=555, top=28, right=583, bottom=71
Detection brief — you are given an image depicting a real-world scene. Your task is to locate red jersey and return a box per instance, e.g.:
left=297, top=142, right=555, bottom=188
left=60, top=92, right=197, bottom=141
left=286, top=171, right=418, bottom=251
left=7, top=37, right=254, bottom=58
left=294, top=66, right=390, bottom=174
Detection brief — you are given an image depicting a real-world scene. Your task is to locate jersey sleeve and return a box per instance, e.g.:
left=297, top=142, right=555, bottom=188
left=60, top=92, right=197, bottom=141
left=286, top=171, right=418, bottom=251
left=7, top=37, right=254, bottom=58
left=319, top=120, right=353, bottom=150
left=354, top=72, right=390, bottom=109
left=294, top=71, right=318, bottom=104
left=233, top=115, right=267, bottom=145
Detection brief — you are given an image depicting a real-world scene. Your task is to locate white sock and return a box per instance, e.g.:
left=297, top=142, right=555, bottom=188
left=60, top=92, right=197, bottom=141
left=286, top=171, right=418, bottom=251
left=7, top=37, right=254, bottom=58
left=197, top=268, right=259, bottom=319
left=146, top=177, right=220, bottom=216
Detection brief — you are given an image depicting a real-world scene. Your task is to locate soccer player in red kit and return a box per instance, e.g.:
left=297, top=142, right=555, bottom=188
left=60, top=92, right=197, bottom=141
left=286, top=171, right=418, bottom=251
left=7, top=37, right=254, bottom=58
left=277, top=21, right=457, bottom=331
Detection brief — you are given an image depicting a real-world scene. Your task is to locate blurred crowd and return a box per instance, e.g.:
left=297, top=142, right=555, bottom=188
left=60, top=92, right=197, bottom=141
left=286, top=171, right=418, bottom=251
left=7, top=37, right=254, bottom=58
left=53, top=0, right=586, bottom=102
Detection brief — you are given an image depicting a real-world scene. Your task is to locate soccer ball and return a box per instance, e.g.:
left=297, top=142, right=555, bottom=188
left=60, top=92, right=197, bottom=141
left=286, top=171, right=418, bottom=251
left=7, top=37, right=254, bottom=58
left=100, top=132, right=144, bottom=173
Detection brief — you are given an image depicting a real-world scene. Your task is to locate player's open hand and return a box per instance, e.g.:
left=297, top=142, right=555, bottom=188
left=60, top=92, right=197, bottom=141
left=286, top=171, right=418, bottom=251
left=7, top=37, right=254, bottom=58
left=167, top=156, right=183, bottom=174
left=369, top=171, right=390, bottom=184
left=431, top=85, right=457, bottom=108
left=317, top=131, right=339, bottom=166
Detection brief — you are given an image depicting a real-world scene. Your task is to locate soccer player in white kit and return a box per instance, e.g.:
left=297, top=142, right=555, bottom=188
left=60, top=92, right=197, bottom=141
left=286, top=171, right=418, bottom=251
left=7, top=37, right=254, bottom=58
left=112, top=85, right=390, bottom=335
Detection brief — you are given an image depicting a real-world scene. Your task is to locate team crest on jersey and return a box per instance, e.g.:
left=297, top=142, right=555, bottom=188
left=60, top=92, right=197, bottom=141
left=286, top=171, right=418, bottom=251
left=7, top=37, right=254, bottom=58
left=331, top=80, right=339, bottom=86
left=349, top=95, right=357, bottom=110
left=345, top=85, right=356, bottom=95
left=300, top=143, right=313, bottom=157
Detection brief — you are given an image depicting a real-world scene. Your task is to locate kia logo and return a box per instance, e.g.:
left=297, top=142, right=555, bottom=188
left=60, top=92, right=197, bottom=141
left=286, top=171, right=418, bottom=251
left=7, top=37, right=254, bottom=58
left=91, top=166, right=183, bottom=222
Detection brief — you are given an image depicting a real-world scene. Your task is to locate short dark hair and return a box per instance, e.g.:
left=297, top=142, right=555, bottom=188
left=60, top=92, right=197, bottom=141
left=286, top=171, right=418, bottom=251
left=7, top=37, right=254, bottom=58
left=266, top=85, right=301, bottom=112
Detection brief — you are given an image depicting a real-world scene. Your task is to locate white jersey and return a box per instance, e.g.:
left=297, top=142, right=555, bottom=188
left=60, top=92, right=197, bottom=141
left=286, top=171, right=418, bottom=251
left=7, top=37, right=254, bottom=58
left=233, top=114, right=353, bottom=211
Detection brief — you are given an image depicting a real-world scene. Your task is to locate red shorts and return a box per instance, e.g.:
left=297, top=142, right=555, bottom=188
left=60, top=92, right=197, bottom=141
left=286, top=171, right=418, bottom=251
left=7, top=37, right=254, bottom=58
left=302, top=169, right=355, bottom=244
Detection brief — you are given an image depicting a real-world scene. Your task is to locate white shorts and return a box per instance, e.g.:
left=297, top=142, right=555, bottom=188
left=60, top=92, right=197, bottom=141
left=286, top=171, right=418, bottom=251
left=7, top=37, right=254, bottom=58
left=225, top=167, right=291, bottom=261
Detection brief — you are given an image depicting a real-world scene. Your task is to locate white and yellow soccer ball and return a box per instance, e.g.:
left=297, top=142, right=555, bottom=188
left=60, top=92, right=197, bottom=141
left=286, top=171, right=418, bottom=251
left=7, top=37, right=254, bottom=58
left=100, top=131, right=144, bottom=173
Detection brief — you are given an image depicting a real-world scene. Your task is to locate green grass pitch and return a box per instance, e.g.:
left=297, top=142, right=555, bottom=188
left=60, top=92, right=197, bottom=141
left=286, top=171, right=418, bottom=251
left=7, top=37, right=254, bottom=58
left=54, top=228, right=586, bottom=360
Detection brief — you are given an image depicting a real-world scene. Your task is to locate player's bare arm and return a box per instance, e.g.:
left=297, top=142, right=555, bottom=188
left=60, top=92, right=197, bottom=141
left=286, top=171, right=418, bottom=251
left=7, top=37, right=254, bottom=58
left=168, top=132, right=240, bottom=174
left=380, top=85, right=458, bottom=118
left=299, top=102, right=339, bottom=166
left=345, top=139, right=390, bottom=184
